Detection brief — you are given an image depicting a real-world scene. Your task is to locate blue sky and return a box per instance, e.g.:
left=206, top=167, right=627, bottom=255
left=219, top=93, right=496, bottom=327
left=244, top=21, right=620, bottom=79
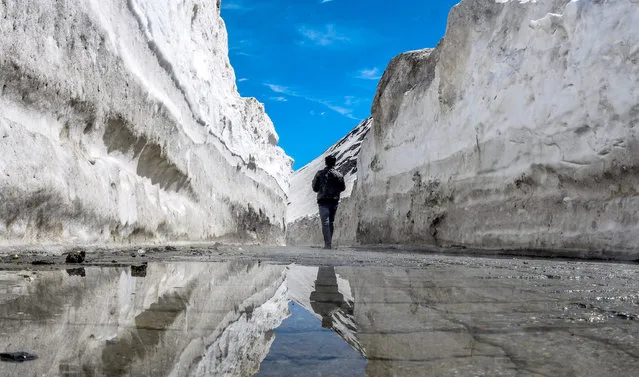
left=222, top=0, right=459, bottom=169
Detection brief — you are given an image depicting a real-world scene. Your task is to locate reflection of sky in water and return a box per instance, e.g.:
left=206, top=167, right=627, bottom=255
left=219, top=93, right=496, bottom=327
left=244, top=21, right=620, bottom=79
left=254, top=302, right=366, bottom=377
left=2, top=260, right=638, bottom=377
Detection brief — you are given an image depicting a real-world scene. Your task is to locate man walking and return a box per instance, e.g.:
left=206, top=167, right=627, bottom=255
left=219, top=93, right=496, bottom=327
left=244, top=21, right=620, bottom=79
left=312, top=154, right=346, bottom=249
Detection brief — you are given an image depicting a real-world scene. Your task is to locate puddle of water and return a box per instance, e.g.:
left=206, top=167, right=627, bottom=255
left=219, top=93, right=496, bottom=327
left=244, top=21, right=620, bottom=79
left=254, top=301, right=366, bottom=377
left=0, top=259, right=637, bottom=377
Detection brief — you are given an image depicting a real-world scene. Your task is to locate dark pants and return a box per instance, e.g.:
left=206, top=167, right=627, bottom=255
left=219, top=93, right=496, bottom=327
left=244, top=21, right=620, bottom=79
left=318, top=203, right=338, bottom=248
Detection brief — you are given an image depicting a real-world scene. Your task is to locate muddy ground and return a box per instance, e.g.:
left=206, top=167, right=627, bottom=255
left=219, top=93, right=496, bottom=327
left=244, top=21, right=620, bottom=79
left=0, top=243, right=637, bottom=272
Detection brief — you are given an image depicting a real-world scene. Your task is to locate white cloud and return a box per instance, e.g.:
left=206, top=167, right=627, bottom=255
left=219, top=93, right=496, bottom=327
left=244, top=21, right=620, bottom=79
left=238, top=78, right=249, bottom=82
left=222, top=1, right=243, bottom=10
left=264, top=83, right=359, bottom=120
left=311, top=98, right=358, bottom=120
left=345, top=95, right=362, bottom=106
left=229, top=39, right=257, bottom=56
left=298, top=24, right=350, bottom=47
left=322, top=102, right=354, bottom=117
left=270, top=96, right=288, bottom=102
left=320, top=0, right=335, bottom=3
left=264, top=83, right=294, bottom=95
left=222, top=1, right=255, bottom=11
left=356, top=67, right=382, bottom=80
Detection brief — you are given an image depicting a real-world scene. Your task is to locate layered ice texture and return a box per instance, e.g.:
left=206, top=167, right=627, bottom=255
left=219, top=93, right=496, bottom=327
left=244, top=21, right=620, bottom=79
left=348, top=0, right=639, bottom=253
left=0, top=0, right=292, bottom=246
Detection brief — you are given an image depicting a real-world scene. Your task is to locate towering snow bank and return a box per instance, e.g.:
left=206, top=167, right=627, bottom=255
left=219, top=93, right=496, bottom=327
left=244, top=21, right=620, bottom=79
left=352, top=0, right=639, bottom=253
left=287, top=118, right=371, bottom=246
left=0, top=0, right=292, bottom=245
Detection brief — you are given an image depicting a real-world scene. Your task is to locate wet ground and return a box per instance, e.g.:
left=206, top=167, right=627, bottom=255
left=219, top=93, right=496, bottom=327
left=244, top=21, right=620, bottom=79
left=0, top=246, right=637, bottom=376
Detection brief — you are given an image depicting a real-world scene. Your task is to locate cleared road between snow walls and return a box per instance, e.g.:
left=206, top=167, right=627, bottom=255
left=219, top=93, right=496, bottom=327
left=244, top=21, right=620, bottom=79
left=286, top=118, right=371, bottom=247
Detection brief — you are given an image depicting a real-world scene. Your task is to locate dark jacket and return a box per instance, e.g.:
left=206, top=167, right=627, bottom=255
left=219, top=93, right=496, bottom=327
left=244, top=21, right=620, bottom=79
left=312, top=167, right=346, bottom=204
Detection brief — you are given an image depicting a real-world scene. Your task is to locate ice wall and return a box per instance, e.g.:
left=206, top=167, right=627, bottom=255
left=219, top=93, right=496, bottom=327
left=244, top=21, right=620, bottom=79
left=351, top=0, right=638, bottom=254
left=0, top=0, right=292, bottom=246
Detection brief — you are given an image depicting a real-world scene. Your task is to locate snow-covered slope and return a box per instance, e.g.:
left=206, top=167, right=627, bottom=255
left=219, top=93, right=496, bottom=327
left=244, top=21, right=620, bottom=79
left=286, top=118, right=371, bottom=245
left=350, top=0, right=638, bottom=253
left=0, top=0, right=292, bottom=246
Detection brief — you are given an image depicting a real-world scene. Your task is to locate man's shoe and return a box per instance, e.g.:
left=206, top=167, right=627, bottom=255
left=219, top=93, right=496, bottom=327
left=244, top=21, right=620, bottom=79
left=323, top=245, right=332, bottom=250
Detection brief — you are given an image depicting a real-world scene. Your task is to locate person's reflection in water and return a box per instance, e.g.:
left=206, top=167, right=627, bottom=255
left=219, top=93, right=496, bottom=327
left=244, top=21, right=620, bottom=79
left=310, top=266, right=349, bottom=328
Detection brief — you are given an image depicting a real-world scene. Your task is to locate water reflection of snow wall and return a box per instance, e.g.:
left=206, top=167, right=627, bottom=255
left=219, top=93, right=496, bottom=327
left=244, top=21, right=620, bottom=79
left=0, top=263, right=288, bottom=377
left=0, top=263, right=363, bottom=377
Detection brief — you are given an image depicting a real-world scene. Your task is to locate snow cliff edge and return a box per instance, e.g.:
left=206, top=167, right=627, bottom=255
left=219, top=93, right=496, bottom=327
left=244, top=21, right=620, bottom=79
left=0, top=0, right=292, bottom=245
left=352, top=0, right=638, bottom=253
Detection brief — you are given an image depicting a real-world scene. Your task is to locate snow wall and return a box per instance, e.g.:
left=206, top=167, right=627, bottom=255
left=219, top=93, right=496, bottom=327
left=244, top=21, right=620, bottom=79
left=0, top=0, right=292, bottom=246
left=352, top=0, right=639, bottom=255
left=288, top=0, right=638, bottom=258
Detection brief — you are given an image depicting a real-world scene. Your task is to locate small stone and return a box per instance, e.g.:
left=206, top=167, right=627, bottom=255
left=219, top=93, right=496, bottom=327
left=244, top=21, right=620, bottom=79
left=131, top=264, right=147, bottom=277
left=66, top=268, right=86, bottom=277
left=137, top=249, right=146, bottom=256
left=65, top=251, right=86, bottom=264
left=0, top=352, right=38, bottom=363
